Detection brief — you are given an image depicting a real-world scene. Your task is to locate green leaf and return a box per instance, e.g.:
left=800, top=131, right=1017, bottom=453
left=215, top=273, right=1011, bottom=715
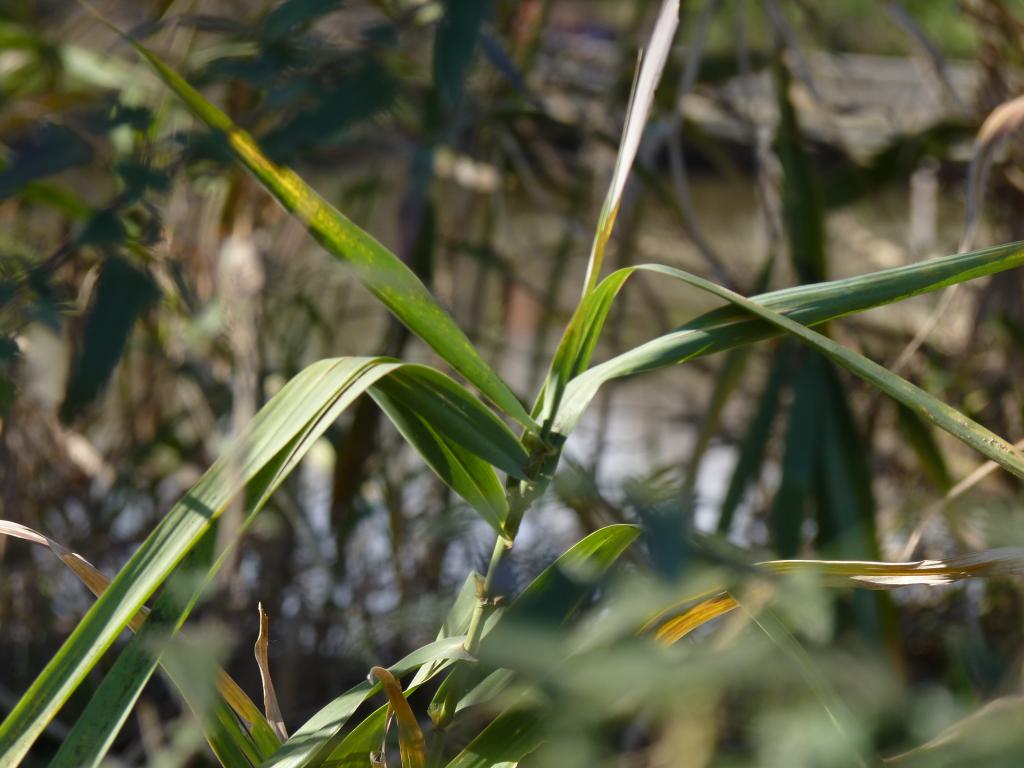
left=897, top=402, right=954, bottom=491
left=0, top=358, right=522, bottom=764
left=589, top=264, right=1024, bottom=481
left=372, top=388, right=510, bottom=535
left=0, top=358, right=384, bottom=764
left=373, top=365, right=529, bottom=481
left=774, top=57, right=826, bottom=284
left=113, top=22, right=533, bottom=430
left=429, top=524, right=640, bottom=728
left=538, top=0, right=678, bottom=425
left=771, top=351, right=825, bottom=557
left=434, top=0, right=489, bottom=105
left=0, top=520, right=281, bottom=763
left=262, top=637, right=473, bottom=768
left=442, top=703, right=545, bottom=768
left=552, top=241, right=1024, bottom=436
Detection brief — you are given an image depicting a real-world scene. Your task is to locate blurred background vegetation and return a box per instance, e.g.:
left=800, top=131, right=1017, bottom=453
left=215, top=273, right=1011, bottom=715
left=4, top=0, right=1024, bottom=765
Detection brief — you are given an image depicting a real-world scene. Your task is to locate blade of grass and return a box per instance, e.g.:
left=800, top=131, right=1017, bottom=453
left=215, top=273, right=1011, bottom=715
left=83, top=4, right=532, bottom=430
left=551, top=241, right=1024, bottom=436
left=537, top=0, right=677, bottom=427
left=580, top=0, right=678, bottom=297
left=771, top=352, right=825, bottom=557
left=48, top=361, right=400, bottom=768
left=442, top=703, right=545, bottom=768
left=0, top=357, right=527, bottom=765
left=0, top=520, right=280, bottom=761
left=262, top=637, right=473, bottom=768
left=609, top=263, right=1024, bottom=479
left=0, top=357, right=376, bottom=764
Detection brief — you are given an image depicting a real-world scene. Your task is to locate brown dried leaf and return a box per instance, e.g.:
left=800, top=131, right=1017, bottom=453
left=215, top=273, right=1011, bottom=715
left=255, top=602, right=288, bottom=740
left=369, top=665, right=426, bottom=768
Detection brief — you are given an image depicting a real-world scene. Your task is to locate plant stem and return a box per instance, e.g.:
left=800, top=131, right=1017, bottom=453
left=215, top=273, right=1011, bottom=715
left=463, top=535, right=510, bottom=654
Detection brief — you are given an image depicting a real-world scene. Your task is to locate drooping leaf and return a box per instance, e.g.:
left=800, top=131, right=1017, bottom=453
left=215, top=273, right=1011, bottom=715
left=0, top=520, right=280, bottom=763
left=0, top=357, right=521, bottom=764
left=551, top=241, right=1024, bottom=436
left=368, top=667, right=426, bottom=768
left=107, top=19, right=533, bottom=429
left=255, top=604, right=288, bottom=741
left=262, top=637, right=473, bottom=768
left=322, top=574, right=483, bottom=766
left=371, top=387, right=510, bottom=535
left=587, top=264, right=1024, bottom=481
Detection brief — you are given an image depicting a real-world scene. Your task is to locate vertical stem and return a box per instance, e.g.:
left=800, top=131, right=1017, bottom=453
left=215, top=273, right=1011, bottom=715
left=463, top=535, right=511, bottom=654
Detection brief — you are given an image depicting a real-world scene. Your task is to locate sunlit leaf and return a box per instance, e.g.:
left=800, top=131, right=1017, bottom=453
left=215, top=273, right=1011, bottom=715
left=552, top=241, right=1024, bottom=436
left=103, top=16, right=533, bottom=429
left=0, top=356, right=520, bottom=764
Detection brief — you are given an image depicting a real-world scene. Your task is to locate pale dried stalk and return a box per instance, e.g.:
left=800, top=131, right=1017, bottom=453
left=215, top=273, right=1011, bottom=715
left=254, top=603, right=288, bottom=740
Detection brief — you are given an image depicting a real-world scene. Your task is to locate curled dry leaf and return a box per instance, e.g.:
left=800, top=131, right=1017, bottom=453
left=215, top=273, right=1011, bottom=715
left=255, top=602, right=288, bottom=740
left=0, top=520, right=273, bottom=738
left=654, top=549, right=1024, bottom=644
left=369, top=666, right=426, bottom=768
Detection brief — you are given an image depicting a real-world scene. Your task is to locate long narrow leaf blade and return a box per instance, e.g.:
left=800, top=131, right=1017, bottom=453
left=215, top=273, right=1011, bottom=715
left=0, top=356, right=518, bottom=764
left=0, top=521, right=280, bottom=761
left=106, top=18, right=532, bottom=429
left=621, top=263, right=1024, bottom=479
left=554, top=241, right=1024, bottom=435
left=0, top=357, right=386, bottom=764
left=368, top=667, right=426, bottom=768
left=262, top=637, right=472, bottom=768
